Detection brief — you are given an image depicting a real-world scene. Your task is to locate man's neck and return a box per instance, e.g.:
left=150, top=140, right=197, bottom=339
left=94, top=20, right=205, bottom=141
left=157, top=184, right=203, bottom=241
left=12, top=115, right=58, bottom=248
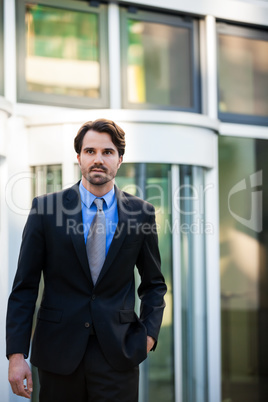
left=81, top=177, right=114, bottom=197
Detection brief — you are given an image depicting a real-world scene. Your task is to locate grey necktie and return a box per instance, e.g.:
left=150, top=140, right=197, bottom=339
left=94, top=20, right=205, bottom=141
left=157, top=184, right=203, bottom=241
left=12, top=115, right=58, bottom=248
left=86, top=198, right=106, bottom=285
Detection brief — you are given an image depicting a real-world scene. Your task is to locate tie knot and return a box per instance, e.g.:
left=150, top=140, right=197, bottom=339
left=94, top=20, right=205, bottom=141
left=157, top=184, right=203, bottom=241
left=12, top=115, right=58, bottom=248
left=94, top=198, right=104, bottom=212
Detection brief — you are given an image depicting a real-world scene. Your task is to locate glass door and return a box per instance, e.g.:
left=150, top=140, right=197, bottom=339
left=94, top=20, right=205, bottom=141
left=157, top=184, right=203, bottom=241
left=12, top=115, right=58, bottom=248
left=116, top=163, right=209, bottom=402
left=219, top=136, right=268, bottom=402
left=116, top=163, right=174, bottom=402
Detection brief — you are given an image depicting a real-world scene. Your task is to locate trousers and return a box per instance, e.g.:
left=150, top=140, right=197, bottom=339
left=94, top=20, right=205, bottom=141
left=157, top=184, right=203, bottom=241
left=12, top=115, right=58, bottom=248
left=38, top=334, right=139, bottom=402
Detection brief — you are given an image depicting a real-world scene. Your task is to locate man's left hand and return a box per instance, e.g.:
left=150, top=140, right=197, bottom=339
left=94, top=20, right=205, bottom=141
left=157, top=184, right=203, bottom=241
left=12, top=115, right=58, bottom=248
left=147, top=336, right=155, bottom=353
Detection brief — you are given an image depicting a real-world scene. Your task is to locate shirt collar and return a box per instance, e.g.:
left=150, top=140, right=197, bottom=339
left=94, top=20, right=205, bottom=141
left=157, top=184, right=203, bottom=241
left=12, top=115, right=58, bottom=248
left=79, top=181, right=115, bottom=210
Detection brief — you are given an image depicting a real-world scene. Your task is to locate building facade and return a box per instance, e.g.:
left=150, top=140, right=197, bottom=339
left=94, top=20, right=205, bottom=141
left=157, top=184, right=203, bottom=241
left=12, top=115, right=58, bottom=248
left=0, top=0, right=267, bottom=401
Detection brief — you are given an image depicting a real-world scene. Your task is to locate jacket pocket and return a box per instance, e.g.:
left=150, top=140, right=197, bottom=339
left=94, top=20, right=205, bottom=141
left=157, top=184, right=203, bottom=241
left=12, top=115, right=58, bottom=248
left=119, top=309, right=137, bottom=324
left=37, top=306, right=63, bottom=323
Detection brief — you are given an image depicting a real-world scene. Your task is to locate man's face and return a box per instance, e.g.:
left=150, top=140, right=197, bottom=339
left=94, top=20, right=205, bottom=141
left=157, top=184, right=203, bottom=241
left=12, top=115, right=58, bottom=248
left=77, top=130, right=122, bottom=189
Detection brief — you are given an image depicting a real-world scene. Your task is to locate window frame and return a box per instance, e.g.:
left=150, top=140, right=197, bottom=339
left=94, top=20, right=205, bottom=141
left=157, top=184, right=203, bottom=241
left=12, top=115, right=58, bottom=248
left=16, top=0, right=109, bottom=109
left=217, top=22, right=268, bottom=126
left=120, top=7, right=201, bottom=113
left=0, top=0, right=4, bottom=96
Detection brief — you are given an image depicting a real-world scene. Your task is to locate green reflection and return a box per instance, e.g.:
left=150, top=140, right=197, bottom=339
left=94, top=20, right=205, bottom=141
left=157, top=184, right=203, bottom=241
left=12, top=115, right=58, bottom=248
left=179, top=166, right=208, bottom=402
left=116, top=163, right=174, bottom=402
left=31, top=164, right=62, bottom=196
left=219, top=136, right=268, bottom=401
left=218, top=34, right=268, bottom=116
left=25, top=4, right=100, bottom=97
left=127, top=19, right=192, bottom=108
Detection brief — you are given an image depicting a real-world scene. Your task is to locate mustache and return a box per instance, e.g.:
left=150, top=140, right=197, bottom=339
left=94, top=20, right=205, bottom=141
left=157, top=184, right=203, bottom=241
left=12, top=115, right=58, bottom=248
left=89, top=166, right=108, bottom=173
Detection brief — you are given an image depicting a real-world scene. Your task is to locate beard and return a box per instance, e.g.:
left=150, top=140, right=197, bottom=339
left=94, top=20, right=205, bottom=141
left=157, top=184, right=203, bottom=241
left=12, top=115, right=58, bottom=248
left=83, top=165, right=115, bottom=186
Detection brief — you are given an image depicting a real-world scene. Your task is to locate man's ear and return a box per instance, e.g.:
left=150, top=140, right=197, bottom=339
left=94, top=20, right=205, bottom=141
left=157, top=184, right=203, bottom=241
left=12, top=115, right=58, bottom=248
left=118, top=155, right=123, bottom=168
left=77, top=153, right=81, bottom=166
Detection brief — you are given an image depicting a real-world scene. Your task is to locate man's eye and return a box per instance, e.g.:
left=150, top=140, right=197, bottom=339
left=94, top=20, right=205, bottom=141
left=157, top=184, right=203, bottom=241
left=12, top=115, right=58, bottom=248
left=104, top=151, right=112, bottom=155
left=87, top=150, right=94, bottom=154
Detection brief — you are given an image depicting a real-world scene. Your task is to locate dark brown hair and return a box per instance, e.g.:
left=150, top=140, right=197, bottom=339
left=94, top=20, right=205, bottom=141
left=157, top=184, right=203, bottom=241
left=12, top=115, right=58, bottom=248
left=74, top=118, right=126, bottom=157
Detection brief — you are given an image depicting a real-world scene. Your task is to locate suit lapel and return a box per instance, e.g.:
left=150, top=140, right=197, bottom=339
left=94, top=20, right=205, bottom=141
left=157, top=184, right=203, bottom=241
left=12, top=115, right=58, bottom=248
left=64, top=183, right=93, bottom=286
left=95, top=186, right=130, bottom=286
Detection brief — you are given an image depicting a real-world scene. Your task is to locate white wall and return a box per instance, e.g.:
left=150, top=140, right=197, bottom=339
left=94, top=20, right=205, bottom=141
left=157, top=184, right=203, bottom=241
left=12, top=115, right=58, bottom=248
left=0, top=101, right=32, bottom=402
left=0, top=100, right=13, bottom=402
left=26, top=110, right=218, bottom=169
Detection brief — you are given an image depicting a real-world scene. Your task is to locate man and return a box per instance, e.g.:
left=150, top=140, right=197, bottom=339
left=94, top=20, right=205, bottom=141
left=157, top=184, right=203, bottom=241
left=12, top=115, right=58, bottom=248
left=6, top=118, right=166, bottom=401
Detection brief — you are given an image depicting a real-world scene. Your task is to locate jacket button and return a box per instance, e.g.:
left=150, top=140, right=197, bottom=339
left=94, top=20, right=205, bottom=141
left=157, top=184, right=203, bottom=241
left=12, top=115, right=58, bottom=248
left=92, top=294, right=96, bottom=300
left=85, top=322, right=90, bottom=328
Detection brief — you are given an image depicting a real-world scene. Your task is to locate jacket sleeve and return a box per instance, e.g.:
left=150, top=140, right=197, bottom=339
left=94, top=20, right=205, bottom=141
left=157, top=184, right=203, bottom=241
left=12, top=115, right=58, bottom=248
left=6, top=197, right=45, bottom=358
left=136, top=205, right=167, bottom=349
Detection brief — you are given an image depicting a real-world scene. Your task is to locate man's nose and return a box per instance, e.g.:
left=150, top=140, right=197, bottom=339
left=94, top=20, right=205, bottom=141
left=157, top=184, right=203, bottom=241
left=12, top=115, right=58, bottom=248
left=93, top=152, right=104, bottom=164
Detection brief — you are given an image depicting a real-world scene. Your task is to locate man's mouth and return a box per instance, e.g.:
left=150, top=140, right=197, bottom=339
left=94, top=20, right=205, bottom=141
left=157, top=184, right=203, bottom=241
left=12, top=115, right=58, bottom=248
left=90, top=168, right=106, bottom=173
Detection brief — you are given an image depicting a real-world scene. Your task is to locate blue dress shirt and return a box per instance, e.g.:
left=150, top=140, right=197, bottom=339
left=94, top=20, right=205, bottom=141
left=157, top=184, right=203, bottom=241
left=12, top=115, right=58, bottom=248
left=79, top=182, right=118, bottom=256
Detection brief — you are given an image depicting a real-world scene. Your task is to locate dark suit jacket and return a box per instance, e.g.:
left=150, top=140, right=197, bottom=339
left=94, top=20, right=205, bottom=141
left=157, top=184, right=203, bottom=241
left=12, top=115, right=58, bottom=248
left=6, top=183, right=166, bottom=375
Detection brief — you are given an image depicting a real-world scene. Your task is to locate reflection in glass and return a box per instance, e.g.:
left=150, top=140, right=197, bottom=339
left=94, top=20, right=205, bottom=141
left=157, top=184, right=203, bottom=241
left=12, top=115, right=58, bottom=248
left=218, top=33, right=268, bottom=116
left=116, top=163, right=174, bottom=402
left=31, top=164, right=62, bottom=196
left=179, top=166, right=208, bottom=402
left=31, top=164, right=62, bottom=402
left=219, top=136, right=268, bottom=401
left=25, top=4, right=100, bottom=97
left=127, top=19, right=192, bottom=108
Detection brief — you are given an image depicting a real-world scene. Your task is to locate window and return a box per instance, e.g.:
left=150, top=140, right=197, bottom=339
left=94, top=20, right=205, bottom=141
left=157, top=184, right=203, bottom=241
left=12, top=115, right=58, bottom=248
left=120, top=8, right=200, bottom=112
left=217, top=23, right=268, bottom=125
left=0, top=0, right=4, bottom=95
left=16, top=0, right=109, bottom=108
left=31, top=164, right=62, bottom=196
left=219, top=136, right=268, bottom=401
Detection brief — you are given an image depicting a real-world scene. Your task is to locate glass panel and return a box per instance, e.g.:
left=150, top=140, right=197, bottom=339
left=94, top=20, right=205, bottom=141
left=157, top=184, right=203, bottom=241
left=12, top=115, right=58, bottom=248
left=115, top=163, right=174, bottom=402
left=31, top=165, right=62, bottom=197
left=25, top=4, right=100, bottom=98
left=179, top=166, right=208, bottom=402
left=219, top=136, right=268, bottom=401
left=127, top=19, right=192, bottom=108
left=31, top=164, right=62, bottom=402
left=218, top=32, right=268, bottom=116
left=146, top=164, right=174, bottom=402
